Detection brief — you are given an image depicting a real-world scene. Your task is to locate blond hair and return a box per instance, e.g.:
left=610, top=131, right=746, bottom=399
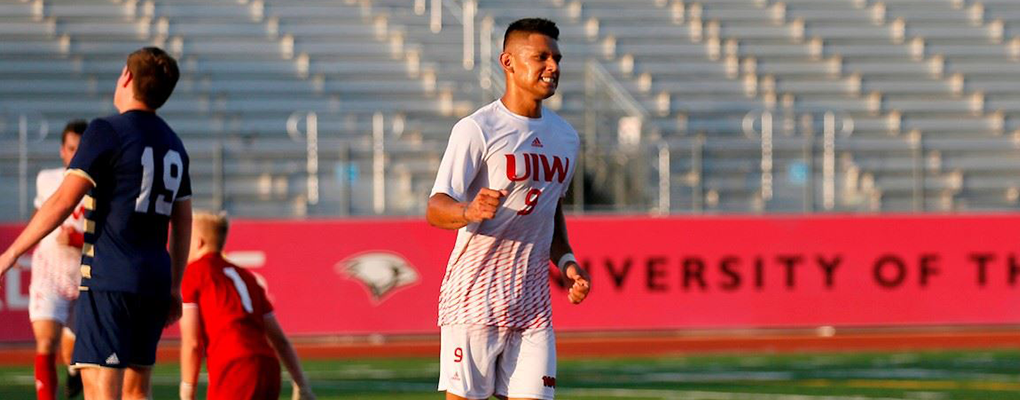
left=193, top=210, right=229, bottom=252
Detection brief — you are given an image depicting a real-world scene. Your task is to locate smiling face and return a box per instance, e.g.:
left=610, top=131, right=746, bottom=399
left=503, top=32, right=562, bottom=102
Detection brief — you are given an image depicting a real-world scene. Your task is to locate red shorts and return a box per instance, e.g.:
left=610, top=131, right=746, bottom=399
left=209, top=355, right=281, bottom=400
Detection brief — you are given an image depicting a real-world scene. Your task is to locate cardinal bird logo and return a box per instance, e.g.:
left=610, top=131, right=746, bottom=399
left=338, top=252, right=419, bottom=303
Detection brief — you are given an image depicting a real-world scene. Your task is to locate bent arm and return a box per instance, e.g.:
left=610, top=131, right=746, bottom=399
left=426, top=193, right=471, bottom=230
left=427, top=189, right=507, bottom=230
left=264, top=314, right=313, bottom=395
left=549, top=200, right=573, bottom=265
left=1, top=175, right=92, bottom=275
left=549, top=200, right=591, bottom=304
left=428, top=119, right=488, bottom=230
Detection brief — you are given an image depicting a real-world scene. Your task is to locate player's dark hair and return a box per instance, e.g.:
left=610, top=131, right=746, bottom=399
left=61, top=119, right=87, bottom=144
left=503, top=18, right=559, bottom=49
left=126, top=47, right=179, bottom=109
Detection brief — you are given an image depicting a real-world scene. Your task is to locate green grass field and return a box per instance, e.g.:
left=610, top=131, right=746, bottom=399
left=1, top=350, right=1017, bottom=399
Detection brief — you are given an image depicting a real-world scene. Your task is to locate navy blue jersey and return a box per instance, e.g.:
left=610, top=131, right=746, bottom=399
left=67, top=110, right=191, bottom=294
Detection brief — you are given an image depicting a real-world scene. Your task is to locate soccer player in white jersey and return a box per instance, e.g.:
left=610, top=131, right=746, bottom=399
left=31, top=120, right=88, bottom=400
left=426, top=18, right=591, bottom=400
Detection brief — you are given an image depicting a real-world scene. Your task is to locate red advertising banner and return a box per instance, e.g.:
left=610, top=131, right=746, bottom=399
left=1, top=215, right=1019, bottom=342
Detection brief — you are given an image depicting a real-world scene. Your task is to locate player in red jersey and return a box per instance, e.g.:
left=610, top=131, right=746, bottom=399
left=178, top=211, right=315, bottom=400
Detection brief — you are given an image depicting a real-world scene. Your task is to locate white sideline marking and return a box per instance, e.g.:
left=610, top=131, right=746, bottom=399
left=560, top=388, right=908, bottom=400
left=636, top=371, right=795, bottom=382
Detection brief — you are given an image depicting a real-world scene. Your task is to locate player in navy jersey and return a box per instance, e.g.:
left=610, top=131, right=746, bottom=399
left=0, top=47, right=191, bottom=400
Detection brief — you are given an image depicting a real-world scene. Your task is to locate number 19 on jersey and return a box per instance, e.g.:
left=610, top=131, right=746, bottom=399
left=135, top=146, right=183, bottom=216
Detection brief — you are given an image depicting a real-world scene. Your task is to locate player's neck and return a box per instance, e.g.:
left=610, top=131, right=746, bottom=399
left=499, top=93, right=542, bottom=119
left=188, top=248, right=219, bottom=264
left=115, top=99, right=155, bottom=114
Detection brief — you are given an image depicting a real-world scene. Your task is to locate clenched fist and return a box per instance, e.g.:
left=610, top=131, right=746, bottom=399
left=464, top=188, right=509, bottom=223
left=561, top=262, right=591, bottom=304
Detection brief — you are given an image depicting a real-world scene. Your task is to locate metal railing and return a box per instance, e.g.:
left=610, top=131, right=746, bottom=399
left=283, top=111, right=438, bottom=217
left=739, top=109, right=855, bottom=212
left=0, top=111, right=50, bottom=220
left=479, top=13, right=504, bottom=100
left=580, top=59, right=655, bottom=213
left=0, top=111, right=448, bottom=221
left=3, top=109, right=1016, bottom=221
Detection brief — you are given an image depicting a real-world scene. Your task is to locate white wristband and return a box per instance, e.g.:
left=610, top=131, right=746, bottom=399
left=557, top=253, right=577, bottom=270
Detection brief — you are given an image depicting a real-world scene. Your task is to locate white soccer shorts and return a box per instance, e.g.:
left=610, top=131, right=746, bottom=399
left=438, top=325, right=557, bottom=400
left=28, top=284, right=76, bottom=325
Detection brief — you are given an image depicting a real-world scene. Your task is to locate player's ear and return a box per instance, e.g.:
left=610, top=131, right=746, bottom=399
left=121, top=67, right=133, bottom=88
left=499, top=52, right=513, bottom=73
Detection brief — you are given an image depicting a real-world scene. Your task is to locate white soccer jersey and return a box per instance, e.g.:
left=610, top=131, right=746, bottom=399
left=30, top=168, right=86, bottom=299
left=432, top=100, right=579, bottom=329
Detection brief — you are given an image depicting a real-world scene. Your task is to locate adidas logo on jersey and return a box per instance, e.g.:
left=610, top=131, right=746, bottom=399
left=531, top=137, right=544, bottom=147
left=105, top=353, right=120, bottom=365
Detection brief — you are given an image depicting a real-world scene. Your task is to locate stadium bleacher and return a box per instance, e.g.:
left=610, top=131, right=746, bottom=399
left=2, top=0, right=1019, bottom=221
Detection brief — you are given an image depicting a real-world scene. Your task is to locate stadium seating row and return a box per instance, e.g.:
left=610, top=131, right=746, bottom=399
left=2, top=0, right=1019, bottom=220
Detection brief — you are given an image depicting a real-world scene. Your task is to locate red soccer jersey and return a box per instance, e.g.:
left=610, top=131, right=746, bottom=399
left=181, top=253, right=277, bottom=373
